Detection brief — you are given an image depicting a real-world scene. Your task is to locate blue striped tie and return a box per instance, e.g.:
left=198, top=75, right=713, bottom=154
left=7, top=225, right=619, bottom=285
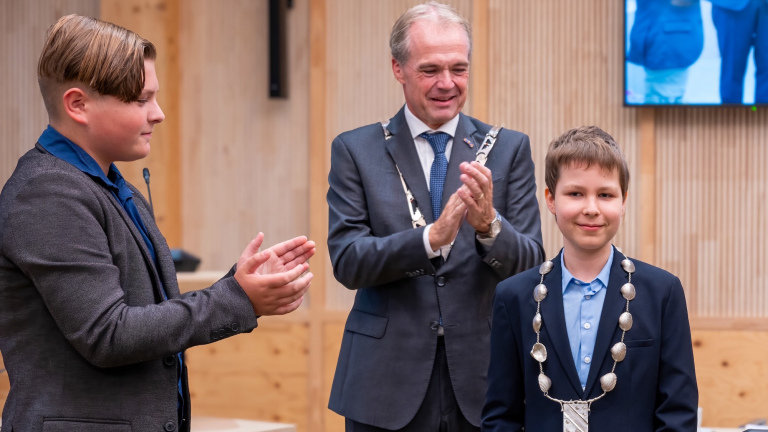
left=420, top=132, right=450, bottom=221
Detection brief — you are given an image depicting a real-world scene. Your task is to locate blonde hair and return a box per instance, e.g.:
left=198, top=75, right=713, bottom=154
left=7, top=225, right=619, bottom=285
left=545, top=126, right=630, bottom=198
left=38, top=14, right=156, bottom=118
left=390, top=2, right=471, bottom=65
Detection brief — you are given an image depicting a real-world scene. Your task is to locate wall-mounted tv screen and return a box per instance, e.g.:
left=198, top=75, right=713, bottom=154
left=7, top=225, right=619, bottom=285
left=625, top=0, right=767, bottom=106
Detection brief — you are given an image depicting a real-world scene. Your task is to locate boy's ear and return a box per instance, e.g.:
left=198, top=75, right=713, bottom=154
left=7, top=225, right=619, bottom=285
left=61, top=87, right=91, bottom=126
left=544, top=187, right=556, bottom=216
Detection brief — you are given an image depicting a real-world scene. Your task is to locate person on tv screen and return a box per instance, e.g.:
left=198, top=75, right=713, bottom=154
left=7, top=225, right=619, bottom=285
left=628, top=0, right=705, bottom=104
left=710, top=0, right=768, bottom=104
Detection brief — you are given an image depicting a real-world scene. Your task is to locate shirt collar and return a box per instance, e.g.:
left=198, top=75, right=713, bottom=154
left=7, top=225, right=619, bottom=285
left=403, top=104, right=460, bottom=139
left=561, top=246, right=614, bottom=293
left=37, top=125, right=133, bottom=204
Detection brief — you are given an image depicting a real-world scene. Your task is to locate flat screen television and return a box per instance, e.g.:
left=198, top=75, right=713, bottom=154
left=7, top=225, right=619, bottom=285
left=624, top=0, right=767, bottom=106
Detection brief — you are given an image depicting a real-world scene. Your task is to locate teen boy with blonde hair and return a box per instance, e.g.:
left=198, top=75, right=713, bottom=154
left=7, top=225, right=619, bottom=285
left=0, top=15, right=314, bottom=432
left=483, top=126, right=698, bottom=431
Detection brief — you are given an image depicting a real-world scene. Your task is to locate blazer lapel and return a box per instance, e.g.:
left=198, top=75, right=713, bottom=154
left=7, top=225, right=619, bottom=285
left=441, top=113, right=478, bottom=207
left=103, top=187, right=167, bottom=302
left=132, top=189, right=181, bottom=298
left=583, top=247, right=629, bottom=397
left=385, top=108, right=434, bottom=225
left=540, top=252, right=584, bottom=397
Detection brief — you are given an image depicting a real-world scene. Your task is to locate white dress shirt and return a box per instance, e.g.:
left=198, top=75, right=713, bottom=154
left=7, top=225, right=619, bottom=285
left=402, top=105, right=496, bottom=259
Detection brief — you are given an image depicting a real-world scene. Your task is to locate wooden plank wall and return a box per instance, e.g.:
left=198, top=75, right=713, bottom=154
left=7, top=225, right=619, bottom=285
left=103, top=0, right=183, bottom=247
left=1, top=0, right=768, bottom=430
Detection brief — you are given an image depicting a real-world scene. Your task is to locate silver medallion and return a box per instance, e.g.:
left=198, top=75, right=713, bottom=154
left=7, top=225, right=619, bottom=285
left=532, top=313, right=542, bottom=332
left=534, top=284, right=548, bottom=302
left=531, top=342, right=548, bottom=362
left=621, top=259, right=635, bottom=273
left=611, top=342, right=627, bottom=362
left=620, top=282, right=636, bottom=300
left=618, top=312, right=633, bottom=331
left=539, top=260, right=554, bottom=274
left=563, top=401, right=589, bottom=432
left=600, top=372, right=617, bottom=392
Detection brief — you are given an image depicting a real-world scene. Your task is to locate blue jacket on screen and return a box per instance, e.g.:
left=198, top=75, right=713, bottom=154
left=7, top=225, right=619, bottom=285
left=628, top=0, right=705, bottom=70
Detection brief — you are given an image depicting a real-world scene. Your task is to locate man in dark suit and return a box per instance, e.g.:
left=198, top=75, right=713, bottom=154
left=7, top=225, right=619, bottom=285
left=0, top=15, right=314, bottom=432
left=710, top=0, right=768, bottom=104
left=326, top=2, right=545, bottom=431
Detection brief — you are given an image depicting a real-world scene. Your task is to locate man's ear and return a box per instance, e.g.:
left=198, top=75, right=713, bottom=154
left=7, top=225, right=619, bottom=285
left=392, top=58, right=406, bottom=84
left=545, top=187, right=556, bottom=216
left=61, top=87, right=90, bottom=126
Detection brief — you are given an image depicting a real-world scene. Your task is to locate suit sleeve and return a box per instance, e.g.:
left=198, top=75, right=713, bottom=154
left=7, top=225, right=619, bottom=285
left=2, top=171, right=258, bottom=368
left=482, top=132, right=545, bottom=278
left=654, top=277, right=699, bottom=432
left=482, top=282, right=525, bottom=432
left=327, top=134, right=436, bottom=289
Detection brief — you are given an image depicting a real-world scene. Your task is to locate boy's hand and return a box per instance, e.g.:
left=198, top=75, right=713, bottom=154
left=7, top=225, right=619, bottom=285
left=428, top=191, right=466, bottom=251
left=458, top=161, right=496, bottom=232
left=235, top=234, right=315, bottom=315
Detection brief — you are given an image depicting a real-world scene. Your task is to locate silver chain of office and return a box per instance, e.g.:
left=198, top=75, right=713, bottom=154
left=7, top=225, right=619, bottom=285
left=529, top=247, right=637, bottom=432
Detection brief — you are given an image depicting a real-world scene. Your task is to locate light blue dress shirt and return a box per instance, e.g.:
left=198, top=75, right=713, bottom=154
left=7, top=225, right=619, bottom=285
left=561, top=247, right=614, bottom=389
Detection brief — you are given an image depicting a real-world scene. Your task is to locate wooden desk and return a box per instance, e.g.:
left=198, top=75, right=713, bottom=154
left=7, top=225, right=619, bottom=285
left=0, top=417, right=295, bottom=432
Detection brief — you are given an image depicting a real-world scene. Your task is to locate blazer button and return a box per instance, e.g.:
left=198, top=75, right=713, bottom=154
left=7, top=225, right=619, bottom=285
left=430, top=321, right=440, bottom=331
left=164, top=420, right=177, bottom=431
left=163, top=355, right=176, bottom=367
left=436, top=276, right=446, bottom=287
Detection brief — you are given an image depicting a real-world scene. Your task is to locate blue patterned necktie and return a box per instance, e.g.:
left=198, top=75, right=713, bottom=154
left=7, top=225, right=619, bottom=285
left=420, top=132, right=450, bottom=221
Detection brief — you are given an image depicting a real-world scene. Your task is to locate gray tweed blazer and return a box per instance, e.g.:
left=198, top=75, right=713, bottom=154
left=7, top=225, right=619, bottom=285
left=0, top=144, right=258, bottom=432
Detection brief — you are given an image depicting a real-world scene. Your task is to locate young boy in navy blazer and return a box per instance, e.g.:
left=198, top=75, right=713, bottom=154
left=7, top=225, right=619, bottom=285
left=482, top=126, right=698, bottom=431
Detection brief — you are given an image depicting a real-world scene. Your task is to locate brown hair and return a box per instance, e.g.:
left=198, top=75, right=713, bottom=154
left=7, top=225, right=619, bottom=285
left=37, top=14, right=156, bottom=118
left=545, top=126, right=630, bottom=198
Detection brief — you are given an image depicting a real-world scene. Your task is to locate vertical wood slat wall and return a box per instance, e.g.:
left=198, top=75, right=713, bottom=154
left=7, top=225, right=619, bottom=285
left=2, top=1, right=768, bottom=430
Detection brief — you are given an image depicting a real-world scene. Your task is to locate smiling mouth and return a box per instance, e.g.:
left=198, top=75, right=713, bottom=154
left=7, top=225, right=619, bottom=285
left=578, top=224, right=603, bottom=230
left=431, top=96, right=455, bottom=103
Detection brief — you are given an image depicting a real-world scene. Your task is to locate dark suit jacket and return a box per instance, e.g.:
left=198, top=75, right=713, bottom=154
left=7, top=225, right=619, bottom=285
left=483, top=248, right=698, bottom=432
left=0, top=144, right=259, bottom=432
left=327, top=107, right=545, bottom=429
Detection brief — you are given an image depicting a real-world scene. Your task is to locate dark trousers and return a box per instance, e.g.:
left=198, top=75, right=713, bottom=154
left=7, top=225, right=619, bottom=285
left=712, top=0, right=768, bottom=103
left=345, top=337, right=479, bottom=432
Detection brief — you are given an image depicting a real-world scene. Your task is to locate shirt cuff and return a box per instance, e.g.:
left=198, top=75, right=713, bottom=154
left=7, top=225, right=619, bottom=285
left=423, top=224, right=441, bottom=259
left=476, top=233, right=497, bottom=251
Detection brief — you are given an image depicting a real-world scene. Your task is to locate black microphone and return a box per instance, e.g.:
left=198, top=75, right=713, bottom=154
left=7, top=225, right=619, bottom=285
left=142, top=168, right=154, bottom=217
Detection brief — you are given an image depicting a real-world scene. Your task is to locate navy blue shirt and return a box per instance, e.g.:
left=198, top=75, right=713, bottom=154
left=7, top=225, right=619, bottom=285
left=38, top=125, right=185, bottom=418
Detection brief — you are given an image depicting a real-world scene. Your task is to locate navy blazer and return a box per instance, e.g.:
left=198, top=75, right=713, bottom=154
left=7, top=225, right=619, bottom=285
left=483, top=247, right=698, bottom=431
left=327, top=107, right=544, bottom=429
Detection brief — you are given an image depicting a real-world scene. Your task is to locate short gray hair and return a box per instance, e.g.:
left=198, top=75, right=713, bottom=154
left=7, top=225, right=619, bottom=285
left=390, top=2, right=472, bottom=65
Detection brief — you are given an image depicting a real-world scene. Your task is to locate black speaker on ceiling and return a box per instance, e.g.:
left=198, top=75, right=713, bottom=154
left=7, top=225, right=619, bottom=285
left=269, top=0, right=291, bottom=98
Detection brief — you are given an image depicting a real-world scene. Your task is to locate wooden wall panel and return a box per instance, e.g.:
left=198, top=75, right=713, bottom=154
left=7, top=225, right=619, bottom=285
left=323, top=0, right=474, bottom=311
left=179, top=0, right=310, bottom=271
left=692, top=330, right=768, bottom=427
left=186, top=318, right=310, bottom=431
left=0, top=0, right=100, bottom=186
left=487, top=0, right=639, bottom=263
left=657, top=109, right=768, bottom=320
left=103, top=0, right=183, bottom=247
